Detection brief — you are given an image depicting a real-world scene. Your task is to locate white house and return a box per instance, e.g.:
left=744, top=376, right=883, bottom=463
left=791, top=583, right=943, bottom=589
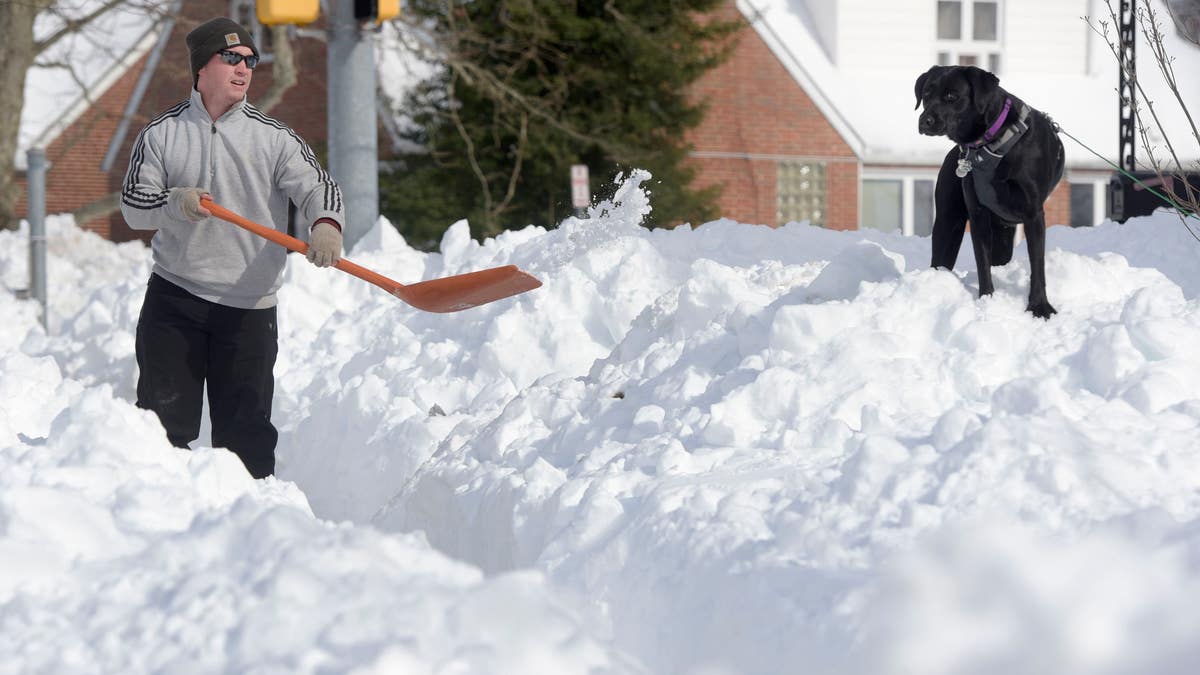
left=688, top=0, right=1200, bottom=232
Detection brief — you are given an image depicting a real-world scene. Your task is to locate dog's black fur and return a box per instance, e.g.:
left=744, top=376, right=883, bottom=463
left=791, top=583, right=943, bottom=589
left=914, top=65, right=1064, bottom=318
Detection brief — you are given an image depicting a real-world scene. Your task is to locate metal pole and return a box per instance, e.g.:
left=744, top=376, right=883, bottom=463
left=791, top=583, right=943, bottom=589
left=1118, top=0, right=1137, bottom=173
left=1109, top=0, right=1138, bottom=222
left=327, top=0, right=379, bottom=252
left=27, top=148, right=48, bottom=333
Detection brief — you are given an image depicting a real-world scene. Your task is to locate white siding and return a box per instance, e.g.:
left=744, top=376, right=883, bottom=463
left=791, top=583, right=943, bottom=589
left=816, top=0, right=1092, bottom=77
left=838, top=0, right=936, bottom=73
left=1003, top=0, right=1091, bottom=74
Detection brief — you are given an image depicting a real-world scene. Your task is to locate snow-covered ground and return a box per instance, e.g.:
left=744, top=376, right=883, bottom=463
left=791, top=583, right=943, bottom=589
left=4, top=171, right=1200, bottom=674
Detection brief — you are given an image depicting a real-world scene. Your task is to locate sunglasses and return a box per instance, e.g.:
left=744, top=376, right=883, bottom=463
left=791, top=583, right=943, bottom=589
left=217, top=49, right=259, bottom=69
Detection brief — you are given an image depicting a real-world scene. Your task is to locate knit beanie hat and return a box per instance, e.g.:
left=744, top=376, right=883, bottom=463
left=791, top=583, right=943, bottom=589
left=186, top=17, right=259, bottom=88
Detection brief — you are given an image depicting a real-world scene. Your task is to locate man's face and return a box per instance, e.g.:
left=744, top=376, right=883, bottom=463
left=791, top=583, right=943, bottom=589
left=197, top=45, right=254, bottom=110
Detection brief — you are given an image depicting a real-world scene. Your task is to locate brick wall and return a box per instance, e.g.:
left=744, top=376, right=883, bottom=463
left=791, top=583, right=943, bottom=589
left=687, top=2, right=860, bottom=230
left=1045, top=181, right=1070, bottom=227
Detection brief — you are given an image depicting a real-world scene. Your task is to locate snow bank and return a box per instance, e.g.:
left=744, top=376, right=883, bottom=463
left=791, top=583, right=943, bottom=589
left=0, top=219, right=635, bottom=675
left=4, top=172, right=1200, bottom=674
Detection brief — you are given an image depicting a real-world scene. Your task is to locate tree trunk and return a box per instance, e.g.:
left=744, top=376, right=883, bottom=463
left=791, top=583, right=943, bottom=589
left=254, top=25, right=297, bottom=114
left=0, top=0, right=52, bottom=231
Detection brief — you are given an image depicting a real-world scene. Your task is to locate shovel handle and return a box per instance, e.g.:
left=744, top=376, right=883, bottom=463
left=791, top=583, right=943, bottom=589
left=200, top=197, right=407, bottom=291
left=199, top=197, right=542, bottom=312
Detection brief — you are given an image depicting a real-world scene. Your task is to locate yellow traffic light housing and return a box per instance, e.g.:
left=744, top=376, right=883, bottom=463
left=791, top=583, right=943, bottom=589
left=378, top=0, right=400, bottom=22
left=258, top=0, right=320, bottom=26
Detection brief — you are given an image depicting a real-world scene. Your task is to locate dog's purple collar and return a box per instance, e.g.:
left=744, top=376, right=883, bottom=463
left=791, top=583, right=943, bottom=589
left=969, top=97, right=1012, bottom=148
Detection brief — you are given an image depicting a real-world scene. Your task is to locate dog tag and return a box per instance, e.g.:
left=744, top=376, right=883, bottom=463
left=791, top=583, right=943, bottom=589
left=955, top=157, right=972, bottom=178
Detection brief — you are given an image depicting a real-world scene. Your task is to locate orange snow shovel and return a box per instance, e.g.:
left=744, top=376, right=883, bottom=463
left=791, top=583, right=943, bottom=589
left=201, top=198, right=541, bottom=313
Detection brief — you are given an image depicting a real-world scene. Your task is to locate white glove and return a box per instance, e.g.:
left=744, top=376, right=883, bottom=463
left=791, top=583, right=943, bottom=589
left=307, top=220, right=342, bottom=268
left=168, top=187, right=211, bottom=222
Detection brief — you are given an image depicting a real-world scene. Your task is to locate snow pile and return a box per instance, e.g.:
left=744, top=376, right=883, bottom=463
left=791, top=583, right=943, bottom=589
left=4, top=172, right=1200, bottom=673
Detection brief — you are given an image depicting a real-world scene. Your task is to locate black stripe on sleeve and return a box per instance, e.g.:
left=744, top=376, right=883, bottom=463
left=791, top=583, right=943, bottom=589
left=243, top=105, right=343, bottom=213
left=121, top=99, right=190, bottom=210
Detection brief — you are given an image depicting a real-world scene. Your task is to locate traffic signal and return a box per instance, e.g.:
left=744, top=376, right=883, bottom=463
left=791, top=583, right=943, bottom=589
left=353, top=0, right=400, bottom=23
left=258, top=0, right=320, bottom=26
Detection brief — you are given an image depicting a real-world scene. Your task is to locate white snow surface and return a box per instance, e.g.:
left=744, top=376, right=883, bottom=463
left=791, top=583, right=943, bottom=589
left=5, top=171, right=1200, bottom=674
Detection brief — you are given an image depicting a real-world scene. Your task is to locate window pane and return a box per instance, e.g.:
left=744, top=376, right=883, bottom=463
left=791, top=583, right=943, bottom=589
left=777, top=162, right=827, bottom=227
left=988, top=52, right=1001, bottom=73
left=938, top=1, right=962, bottom=39
left=914, top=180, right=935, bottom=236
left=958, top=54, right=978, bottom=66
left=973, top=2, right=998, bottom=41
left=938, top=51, right=952, bottom=65
left=1070, top=183, right=1095, bottom=228
left=862, top=180, right=902, bottom=233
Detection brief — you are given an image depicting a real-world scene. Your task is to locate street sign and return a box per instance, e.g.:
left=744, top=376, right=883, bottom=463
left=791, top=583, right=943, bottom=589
left=571, top=164, right=590, bottom=210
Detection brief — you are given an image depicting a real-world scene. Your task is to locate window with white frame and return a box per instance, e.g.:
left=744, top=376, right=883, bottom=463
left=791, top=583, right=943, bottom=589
left=1069, top=183, right=1094, bottom=228
left=862, top=180, right=902, bottom=233
left=1068, top=179, right=1109, bottom=227
left=777, top=161, right=827, bottom=227
left=860, top=175, right=936, bottom=236
left=936, top=1, right=1002, bottom=73
left=913, top=179, right=934, bottom=236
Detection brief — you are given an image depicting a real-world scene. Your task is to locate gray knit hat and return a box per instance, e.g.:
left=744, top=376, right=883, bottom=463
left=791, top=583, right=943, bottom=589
left=186, top=17, right=258, bottom=88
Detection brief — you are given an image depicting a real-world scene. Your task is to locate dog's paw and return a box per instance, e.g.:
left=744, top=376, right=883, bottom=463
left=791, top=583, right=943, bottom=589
left=1027, top=300, right=1057, bottom=319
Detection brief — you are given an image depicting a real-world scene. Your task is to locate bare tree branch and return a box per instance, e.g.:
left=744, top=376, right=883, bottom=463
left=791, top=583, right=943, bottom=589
left=0, top=0, right=53, bottom=229
left=1091, top=1, right=1200, bottom=225
left=1134, top=0, right=1200, bottom=220
left=35, top=0, right=135, bottom=55
left=447, top=76, right=496, bottom=232
left=1138, top=1, right=1200, bottom=149
left=396, top=6, right=630, bottom=159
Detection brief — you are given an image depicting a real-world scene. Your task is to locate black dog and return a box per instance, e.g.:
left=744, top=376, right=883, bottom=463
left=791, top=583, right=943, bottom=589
left=914, top=65, right=1064, bottom=318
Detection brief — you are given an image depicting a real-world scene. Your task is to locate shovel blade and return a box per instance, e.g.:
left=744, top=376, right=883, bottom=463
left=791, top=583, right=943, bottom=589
left=393, top=265, right=543, bottom=313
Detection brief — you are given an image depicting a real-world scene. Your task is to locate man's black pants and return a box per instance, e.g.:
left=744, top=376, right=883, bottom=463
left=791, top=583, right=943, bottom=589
left=135, top=274, right=278, bottom=478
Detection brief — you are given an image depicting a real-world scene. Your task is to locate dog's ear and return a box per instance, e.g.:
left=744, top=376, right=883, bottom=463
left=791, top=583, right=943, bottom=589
left=914, top=66, right=940, bottom=110
left=963, top=66, right=1000, bottom=113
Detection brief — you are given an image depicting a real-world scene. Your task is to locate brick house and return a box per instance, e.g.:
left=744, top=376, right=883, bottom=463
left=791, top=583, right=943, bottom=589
left=689, top=1, right=863, bottom=230
left=686, top=0, right=1200, bottom=233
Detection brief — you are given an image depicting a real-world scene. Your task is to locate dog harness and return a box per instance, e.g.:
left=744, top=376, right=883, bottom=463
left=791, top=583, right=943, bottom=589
left=956, top=98, right=1033, bottom=223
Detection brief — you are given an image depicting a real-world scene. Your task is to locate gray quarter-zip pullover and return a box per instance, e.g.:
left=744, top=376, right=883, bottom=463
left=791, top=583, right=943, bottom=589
left=121, top=89, right=343, bottom=309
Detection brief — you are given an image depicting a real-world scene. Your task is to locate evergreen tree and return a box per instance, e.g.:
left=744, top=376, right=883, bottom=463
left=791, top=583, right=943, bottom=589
left=381, top=0, right=739, bottom=247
